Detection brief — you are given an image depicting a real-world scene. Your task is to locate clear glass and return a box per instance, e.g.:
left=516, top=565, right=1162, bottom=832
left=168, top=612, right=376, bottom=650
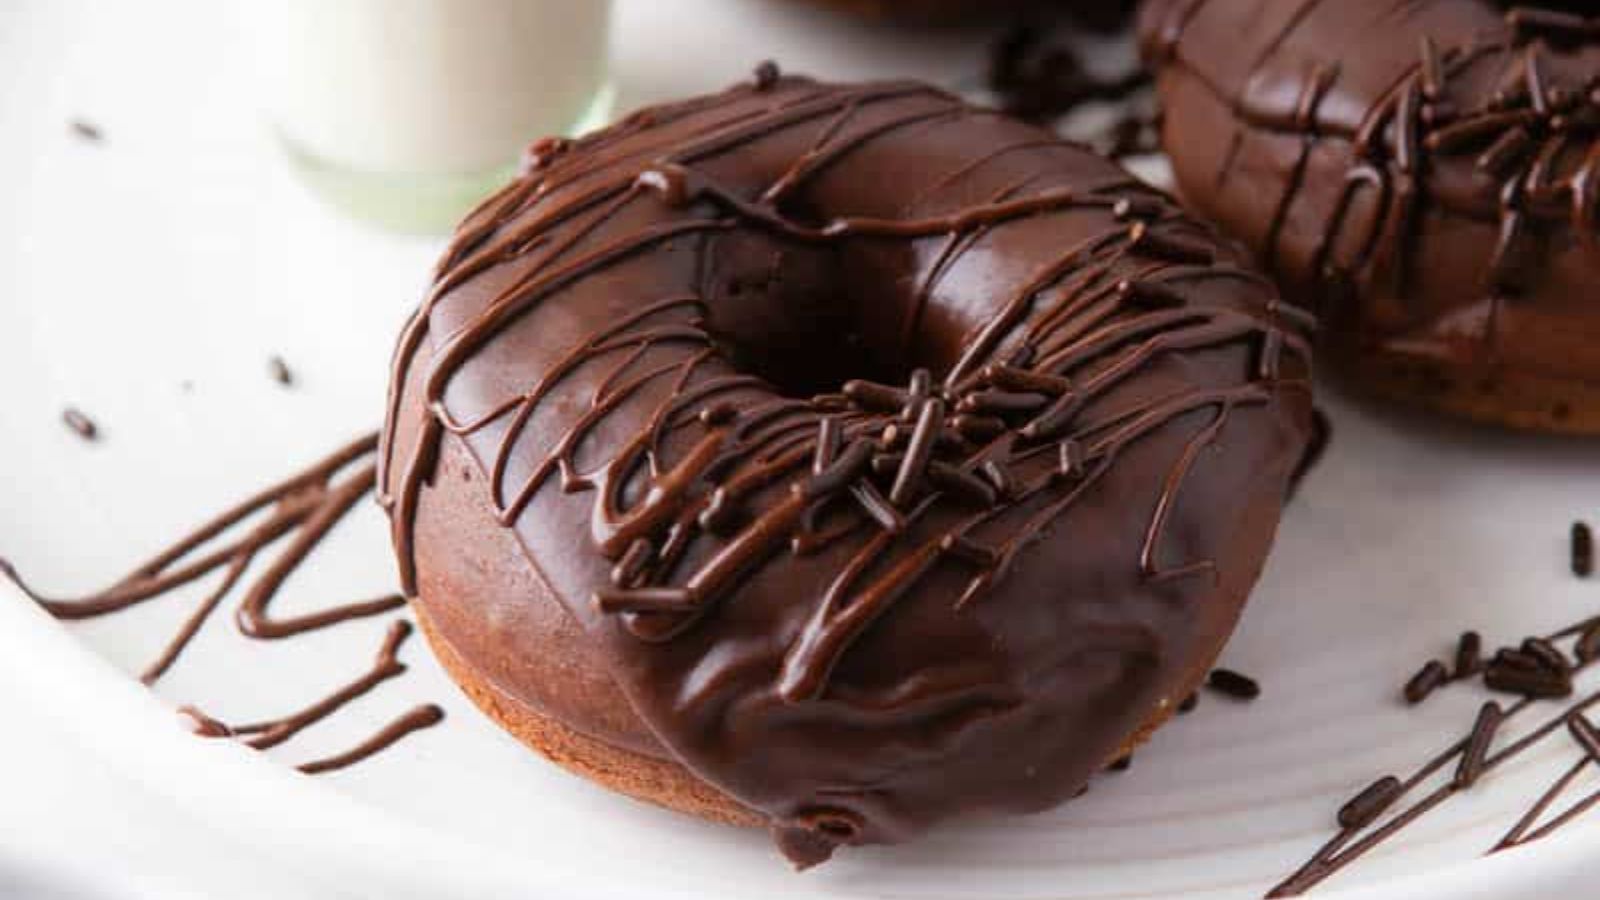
left=247, top=0, right=614, bottom=234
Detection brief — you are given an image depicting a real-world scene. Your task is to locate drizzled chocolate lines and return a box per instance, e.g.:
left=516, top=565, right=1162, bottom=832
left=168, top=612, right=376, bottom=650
left=176, top=620, right=445, bottom=773
left=383, top=76, right=1311, bottom=652
left=184, top=620, right=413, bottom=750
left=0, top=433, right=439, bottom=772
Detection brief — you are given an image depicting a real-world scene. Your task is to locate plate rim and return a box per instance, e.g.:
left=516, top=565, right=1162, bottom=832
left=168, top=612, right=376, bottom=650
left=5, top=579, right=1600, bottom=900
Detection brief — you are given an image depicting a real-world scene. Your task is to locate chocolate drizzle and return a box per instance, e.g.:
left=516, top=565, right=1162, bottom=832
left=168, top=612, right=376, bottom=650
left=1, top=433, right=441, bottom=772
left=1144, top=0, right=1600, bottom=409
left=380, top=72, right=1313, bottom=864
left=1271, top=603, right=1600, bottom=895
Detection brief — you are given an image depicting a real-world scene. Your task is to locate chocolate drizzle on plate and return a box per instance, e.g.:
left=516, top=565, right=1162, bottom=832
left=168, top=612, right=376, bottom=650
left=173, top=619, right=443, bottom=773
left=1270, top=531, right=1600, bottom=896
left=379, top=70, right=1314, bottom=864
left=0, top=433, right=441, bottom=772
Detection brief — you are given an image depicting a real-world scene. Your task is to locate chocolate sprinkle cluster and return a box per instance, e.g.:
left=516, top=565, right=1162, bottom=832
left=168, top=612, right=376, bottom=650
left=1272, top=520, right=1600, bottom=896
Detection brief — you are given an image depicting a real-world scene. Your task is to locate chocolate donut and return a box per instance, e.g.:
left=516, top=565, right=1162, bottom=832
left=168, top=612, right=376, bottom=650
left=379, top=71, right=1315, bottom=866
left=1142, top=0, right=1600, bottom=433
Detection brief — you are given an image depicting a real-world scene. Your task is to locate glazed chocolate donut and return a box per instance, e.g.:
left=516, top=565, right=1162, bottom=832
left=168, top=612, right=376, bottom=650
left=1142, top=1, right=1600, bottom=433
left=379, top=70, right=1315, bottom=866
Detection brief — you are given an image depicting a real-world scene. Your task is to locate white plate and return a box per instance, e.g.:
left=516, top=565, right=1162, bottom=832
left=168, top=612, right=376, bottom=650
left=3, top=1, right=1600, bottom=898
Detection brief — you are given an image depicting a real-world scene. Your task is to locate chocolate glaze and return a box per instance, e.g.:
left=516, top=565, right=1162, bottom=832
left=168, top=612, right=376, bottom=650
left=1, top=434, right=439, bottom=772
left=1142, top=1, right=1600, bottom=406
left=380, top=72, right=1314, bottom=864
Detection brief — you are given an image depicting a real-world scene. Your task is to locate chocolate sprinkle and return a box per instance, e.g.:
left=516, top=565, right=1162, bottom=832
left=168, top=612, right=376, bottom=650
left=1485, top=662, right=1572, bottom=699
left=1206, top=668, right=1260, bottom=701
left=1454, top=630, right=1484, bottom=679
left=753, top=60, right=781, bottom=92
left=1452, top=701, right=1503, bottom=789
left=61, top=407, right=98, bottom=441
left=68, top=119, right=103, bottom=143
left=1494, top=647, right=1542, bottom=672
left=268, top=355, right=294, bottom=387
left=1336, top=776, right=1403, bottom=829
left=1573, top=521, right=1594, bottom=578
left=1403, top=659, right=1449, bottom=704
left=1522, top=637, right=1571, bottom=674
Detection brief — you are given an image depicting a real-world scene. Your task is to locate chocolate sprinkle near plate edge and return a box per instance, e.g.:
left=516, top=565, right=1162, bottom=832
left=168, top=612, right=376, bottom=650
left=0, top=432, right=441, bottom=772
left=1335, top=776, right=1403, bottom=830
left=1454, top=630, right=1483, bottom=679
left=61, top=407, right=98, bottom=441
left=268, top=355, right=295, bottom=387
left=1574, top=521, right=1594, bottom=578
left=68, top=119, right=103, bottom=143
left=1207, top=668, right=1261, bottom=701
left=1403, top=660, right=1449, bottom=705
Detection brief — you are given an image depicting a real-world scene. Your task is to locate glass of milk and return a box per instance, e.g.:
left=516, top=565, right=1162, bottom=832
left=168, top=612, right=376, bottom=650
left=247, top=0, right=613, bottom=233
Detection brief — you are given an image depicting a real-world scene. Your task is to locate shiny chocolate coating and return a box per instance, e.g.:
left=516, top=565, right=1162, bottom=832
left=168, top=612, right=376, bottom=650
left=379, top=72, right=1314, bottom=865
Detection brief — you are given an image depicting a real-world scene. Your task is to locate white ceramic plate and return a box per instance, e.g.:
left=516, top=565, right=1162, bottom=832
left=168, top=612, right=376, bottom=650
left=4, top=1, right=1600, bottom=898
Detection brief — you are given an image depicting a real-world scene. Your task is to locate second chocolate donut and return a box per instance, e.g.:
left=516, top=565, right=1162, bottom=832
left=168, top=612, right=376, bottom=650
left=1143, top=0, right=1600, bottom=433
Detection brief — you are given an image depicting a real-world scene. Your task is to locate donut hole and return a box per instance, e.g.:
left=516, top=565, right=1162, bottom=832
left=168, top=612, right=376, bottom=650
left=700, top=229, right=915, bottom=398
